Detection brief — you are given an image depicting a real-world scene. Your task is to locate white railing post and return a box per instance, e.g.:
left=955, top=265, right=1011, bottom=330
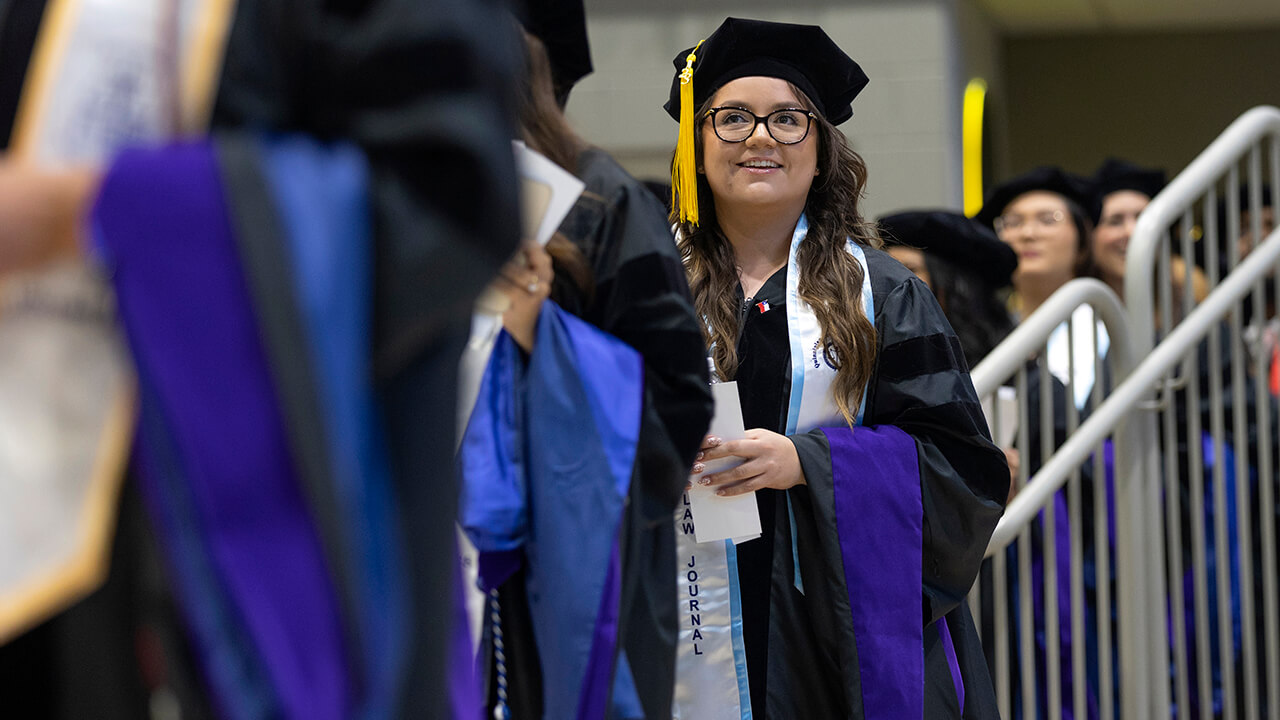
left=973, top=106, right=1280, bottom=720
left=975, top=279, right=1132, bottom=548
left=1126, top=105, right=1280, bottom=720
left=1127, top=106, right=1280, bottom=354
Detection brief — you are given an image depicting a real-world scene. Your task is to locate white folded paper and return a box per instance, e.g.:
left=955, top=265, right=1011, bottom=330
left=512, top=139, right=585, bottom=248
left=688, top=381, right=761, bottom=544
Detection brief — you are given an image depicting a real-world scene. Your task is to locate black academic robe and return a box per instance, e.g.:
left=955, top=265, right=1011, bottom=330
left=729, top=247, right=1007, bottom=719
left=0, top=0, right=522, bottom=717
left=487, top=147, right=712, bottom=719
left=214, top=3, right=522, bottom=717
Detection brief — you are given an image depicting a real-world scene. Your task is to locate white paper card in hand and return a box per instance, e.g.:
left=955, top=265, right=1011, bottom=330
left=513, top=140, right=585, bottom=247
left=688, top=381, right=761, bottom=544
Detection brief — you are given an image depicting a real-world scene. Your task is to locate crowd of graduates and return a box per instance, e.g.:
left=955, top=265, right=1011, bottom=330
left=910, top=162, right=1276, bottom=719
left=0, top=0, right=1276, bottom=718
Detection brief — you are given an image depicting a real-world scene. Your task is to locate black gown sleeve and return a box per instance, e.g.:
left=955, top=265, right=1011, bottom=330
left=755, top=250, right=1005, bottom=718
left=792, top=255, right=1008, bottom=626
left=865, top=270, right=1008, bottom=623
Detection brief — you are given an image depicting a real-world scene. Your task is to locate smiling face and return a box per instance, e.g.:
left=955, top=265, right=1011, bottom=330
left=1092, top=189, right=1149, bottom=289
left=699, top=76, right=820, bottom=221
left=996, top=190, right=1081, bottom=292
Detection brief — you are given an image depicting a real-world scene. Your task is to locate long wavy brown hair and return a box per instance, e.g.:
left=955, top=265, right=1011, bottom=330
left=676, top=83, right=881, bottom=427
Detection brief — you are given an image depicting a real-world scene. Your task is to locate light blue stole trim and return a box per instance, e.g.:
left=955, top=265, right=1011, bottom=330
left=783, top=215, right=813, bottom=437
left=853, top=244, right=874, bottom=424
left=781, top=215, right=874, bottom=594
left=724, top=541, right=754, bottom=719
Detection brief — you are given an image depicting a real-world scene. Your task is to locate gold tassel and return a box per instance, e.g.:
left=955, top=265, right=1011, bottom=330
left=672, top=40, right=704, bottom=226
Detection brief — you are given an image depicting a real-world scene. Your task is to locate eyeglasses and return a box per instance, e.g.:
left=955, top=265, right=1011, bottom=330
left=994, top=209, right=1066, bottom=235
left=1099, top=210, right=1141, bottom=228
left=704, top=106, right=816, bottom=144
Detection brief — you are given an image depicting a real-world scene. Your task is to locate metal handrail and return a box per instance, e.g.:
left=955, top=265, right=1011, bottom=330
left=972, top=278, right=1131, bottom=399
left=972, top=278, right=1129, bottom=556
left=985, top=229, right=1280, bottom=553
left=1121, top=103, right=1280, bottom=718
left=1126, top=105, right=1280, bottom=357
left=979, top=226, right=1278, bottom=720
left=971, top=106, right=1280, bottom=720
left=969, top=278, right=1135, bottom=720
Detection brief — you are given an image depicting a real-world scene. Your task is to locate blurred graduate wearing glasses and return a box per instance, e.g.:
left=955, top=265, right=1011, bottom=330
left=666, top=17, right=1007, bottom=719
left=0, top=0, right=521, bottom=717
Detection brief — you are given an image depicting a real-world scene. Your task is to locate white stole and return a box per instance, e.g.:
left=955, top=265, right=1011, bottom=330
left=0, top=0, right=234, bottom=644
left=672, top=215, right=873, bottom=719
left=1046, top=305, right=1110, bottom=410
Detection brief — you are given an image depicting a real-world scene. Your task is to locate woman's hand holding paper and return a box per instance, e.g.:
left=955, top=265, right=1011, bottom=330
left=494, top=242, right=553, bottom=352
left=695, top=428, right=806, bottom=496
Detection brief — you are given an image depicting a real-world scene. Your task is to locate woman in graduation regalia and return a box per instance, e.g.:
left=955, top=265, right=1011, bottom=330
left=456, top=11, right=713, bottom=720
left=664, top=17, right=1008, bottom=720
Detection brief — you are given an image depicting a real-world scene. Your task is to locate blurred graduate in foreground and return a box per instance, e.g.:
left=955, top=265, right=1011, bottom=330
left=0, top=0, right=521, bottom=717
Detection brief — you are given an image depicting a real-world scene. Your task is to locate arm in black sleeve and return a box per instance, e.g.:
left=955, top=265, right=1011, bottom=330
left=864, top=275, right=1009, bottom=625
